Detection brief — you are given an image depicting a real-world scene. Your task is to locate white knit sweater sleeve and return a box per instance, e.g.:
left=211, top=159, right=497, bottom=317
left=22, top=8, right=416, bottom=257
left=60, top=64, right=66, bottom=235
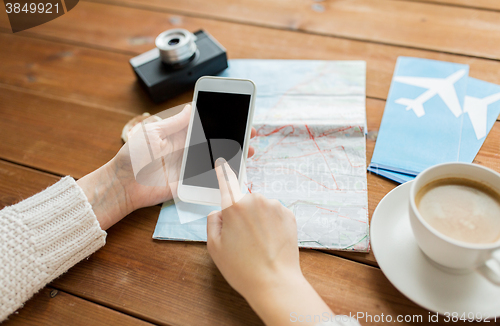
left=0, top=176, right=107, bottom=322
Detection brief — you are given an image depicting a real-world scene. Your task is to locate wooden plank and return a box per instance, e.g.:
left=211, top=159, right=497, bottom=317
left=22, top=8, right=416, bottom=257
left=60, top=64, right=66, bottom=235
left=0, top=161, right=60, bottom=209
left=400, top=0, right=500, bottom=11
left=77, top=0, right=500, bottom=60
left=0, top=162, right=474, bottom=325
left=3, top=2, right=500, bottom=114
left=2, top=287, right=152, bottom=326
left=0, top=35, right=191, bottom=117
left=0, top=87, right=129, bottom=178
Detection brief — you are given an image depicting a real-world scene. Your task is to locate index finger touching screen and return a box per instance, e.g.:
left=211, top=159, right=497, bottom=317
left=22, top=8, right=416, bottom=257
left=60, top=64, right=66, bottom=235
left=215, top=157, right=244, bottom=209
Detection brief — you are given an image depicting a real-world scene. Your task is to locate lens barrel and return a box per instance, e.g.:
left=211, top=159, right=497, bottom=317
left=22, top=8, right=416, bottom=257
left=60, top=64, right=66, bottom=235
left=155, top=29, right=197, bottom=65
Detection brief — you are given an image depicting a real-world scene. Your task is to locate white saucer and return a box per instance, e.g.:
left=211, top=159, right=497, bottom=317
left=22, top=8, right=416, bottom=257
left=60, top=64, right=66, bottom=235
left=371, top=181, right=500, bottom=317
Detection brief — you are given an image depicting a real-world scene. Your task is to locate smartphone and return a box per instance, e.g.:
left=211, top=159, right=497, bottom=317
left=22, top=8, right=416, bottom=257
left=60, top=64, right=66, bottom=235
left=177, top=76, right=256, bottom=206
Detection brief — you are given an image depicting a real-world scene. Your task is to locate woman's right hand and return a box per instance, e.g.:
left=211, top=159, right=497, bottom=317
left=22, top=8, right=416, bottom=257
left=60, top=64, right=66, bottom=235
left=207, top=157, right=334, bottom=326
left=207, top=157, right=302, bottom=299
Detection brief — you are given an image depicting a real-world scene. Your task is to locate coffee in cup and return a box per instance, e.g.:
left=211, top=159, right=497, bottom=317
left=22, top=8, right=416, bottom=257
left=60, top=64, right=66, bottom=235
left=415, top=177, right=500, bottom=244
left=409, top=163, right=500, bottom=284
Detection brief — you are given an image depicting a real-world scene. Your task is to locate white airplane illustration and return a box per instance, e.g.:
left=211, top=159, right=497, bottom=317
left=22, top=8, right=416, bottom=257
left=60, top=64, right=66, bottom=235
left=393, top=69, right=467, bottom=118
left=463, top=92, right=500, bottom=140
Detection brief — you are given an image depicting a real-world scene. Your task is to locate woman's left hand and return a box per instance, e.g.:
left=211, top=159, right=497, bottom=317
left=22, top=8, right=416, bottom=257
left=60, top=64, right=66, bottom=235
left=77, top=104, right=256, bottom=230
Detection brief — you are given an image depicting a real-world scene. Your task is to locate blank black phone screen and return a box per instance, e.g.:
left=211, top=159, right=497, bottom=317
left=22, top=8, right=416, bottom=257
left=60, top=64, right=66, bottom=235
left=182, top=91, right=251, bottom=189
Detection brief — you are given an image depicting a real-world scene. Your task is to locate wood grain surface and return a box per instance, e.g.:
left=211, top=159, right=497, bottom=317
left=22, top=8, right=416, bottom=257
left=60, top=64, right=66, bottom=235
left=1, top=83, right=498, bottom=268
left=82, top=0, right=500, bottom=59
left=1, top=0, right=500, bottom=324
left=2, top=1, right=500, bottom=115
left=0, top=161, right=488, bottom=325
left=1, top=287, right=152, bottom=326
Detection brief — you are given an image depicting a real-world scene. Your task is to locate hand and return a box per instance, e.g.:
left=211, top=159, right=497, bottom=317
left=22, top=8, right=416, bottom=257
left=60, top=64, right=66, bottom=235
left=77, top=104, right=256, bottom=230
left=207, top=158, right=333, bottom=326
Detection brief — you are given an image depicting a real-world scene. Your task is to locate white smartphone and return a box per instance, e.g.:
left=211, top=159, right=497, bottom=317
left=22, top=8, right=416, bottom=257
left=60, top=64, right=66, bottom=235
left=177, top=76, right=256, bottom=206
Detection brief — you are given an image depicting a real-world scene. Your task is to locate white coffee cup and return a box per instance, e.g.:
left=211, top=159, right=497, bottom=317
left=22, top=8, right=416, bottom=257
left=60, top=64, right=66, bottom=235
left=409, top=162, right=500, bottom=284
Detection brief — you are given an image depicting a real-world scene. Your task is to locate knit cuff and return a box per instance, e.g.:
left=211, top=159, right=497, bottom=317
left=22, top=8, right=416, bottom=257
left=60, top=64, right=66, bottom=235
left=10, top=176, right=107, bottom=280
left=1, top=176, right=106, bottom=321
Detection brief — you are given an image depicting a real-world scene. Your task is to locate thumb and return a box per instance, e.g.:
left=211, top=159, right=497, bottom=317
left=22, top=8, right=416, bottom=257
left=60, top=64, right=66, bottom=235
left=158, top=104, right=192, bottom=138
left=207, top=210, right=222, bottom=253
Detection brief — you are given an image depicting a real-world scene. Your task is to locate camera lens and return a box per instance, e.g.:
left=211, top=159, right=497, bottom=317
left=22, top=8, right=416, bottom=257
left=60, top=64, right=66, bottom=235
left=168, top=38, right=180, bottom=46
left=155, top=29, right=197, bottom=65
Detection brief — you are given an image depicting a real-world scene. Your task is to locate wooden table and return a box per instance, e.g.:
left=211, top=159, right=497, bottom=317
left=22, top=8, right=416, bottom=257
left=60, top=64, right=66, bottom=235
left=1, top=0, right=499, bottom=325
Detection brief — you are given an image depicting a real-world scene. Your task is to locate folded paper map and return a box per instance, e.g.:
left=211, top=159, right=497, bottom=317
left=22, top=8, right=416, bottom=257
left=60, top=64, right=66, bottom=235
left=154, top=59, right=369, bottom=252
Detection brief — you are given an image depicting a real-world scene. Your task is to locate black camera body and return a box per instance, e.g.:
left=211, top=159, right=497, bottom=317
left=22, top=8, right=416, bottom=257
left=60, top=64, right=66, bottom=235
left=130, top=29, right=228, bottom=103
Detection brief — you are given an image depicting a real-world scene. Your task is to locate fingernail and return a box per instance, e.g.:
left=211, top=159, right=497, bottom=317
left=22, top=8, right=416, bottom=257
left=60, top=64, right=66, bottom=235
left=215, top=157, right=227, bottom=168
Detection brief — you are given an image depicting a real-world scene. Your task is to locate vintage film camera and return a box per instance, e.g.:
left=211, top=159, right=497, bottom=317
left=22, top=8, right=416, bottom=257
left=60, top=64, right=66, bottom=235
left=130, top=29, right=228, bottom=103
